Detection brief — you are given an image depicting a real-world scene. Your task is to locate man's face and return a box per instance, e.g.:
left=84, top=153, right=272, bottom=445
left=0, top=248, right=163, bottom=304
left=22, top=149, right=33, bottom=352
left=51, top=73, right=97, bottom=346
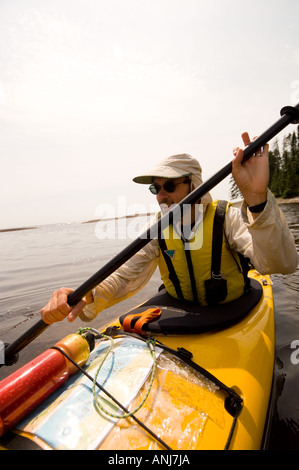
left=153, top=177, right=191, bottom=207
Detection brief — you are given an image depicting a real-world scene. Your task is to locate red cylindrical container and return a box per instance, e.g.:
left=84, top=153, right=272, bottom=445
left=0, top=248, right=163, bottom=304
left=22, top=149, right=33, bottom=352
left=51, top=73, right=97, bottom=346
left=0, top=334, right=90, bottom=436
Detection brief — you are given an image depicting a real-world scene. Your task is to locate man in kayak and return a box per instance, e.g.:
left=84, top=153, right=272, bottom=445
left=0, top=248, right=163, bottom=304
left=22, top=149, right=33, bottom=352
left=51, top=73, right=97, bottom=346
left=41, top=132, right=298, bottom=324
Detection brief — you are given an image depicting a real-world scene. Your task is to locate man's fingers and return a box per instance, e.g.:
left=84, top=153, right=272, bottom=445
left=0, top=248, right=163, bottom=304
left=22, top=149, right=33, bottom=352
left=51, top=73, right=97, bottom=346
left=232, top=147, right=243, bottom=164
left=241, top=132, right=251, bottom=147
left=56, top=288, right=72, bottom=315
left=68, top=299, right=87, bottom=322
left=40, top=287, right=74, bottom=324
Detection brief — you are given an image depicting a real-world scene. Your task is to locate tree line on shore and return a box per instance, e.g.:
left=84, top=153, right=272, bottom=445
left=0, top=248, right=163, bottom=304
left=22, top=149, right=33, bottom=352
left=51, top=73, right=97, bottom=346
left=230, top=125, right=299, bottom=200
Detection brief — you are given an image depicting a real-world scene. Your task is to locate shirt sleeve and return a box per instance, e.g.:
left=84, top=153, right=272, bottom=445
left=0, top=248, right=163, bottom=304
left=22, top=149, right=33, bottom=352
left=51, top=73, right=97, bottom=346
left=224, top=189, right=298, bottom=275
left=80, top=238, right=160, bottom=321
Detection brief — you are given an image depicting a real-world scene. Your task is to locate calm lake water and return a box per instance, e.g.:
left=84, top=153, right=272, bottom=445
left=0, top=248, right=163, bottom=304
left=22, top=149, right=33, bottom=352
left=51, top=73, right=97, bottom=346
left=0, top=204, right=298, bottom=448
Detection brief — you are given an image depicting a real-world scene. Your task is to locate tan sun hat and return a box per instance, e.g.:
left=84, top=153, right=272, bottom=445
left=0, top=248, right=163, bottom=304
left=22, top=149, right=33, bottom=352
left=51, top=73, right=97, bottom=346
left=133, top=153, right=213, bottom=207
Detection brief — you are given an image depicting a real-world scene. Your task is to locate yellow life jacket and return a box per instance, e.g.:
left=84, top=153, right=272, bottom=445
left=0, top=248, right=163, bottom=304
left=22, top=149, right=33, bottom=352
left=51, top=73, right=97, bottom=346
left=157, top=200, right=248, bottom=306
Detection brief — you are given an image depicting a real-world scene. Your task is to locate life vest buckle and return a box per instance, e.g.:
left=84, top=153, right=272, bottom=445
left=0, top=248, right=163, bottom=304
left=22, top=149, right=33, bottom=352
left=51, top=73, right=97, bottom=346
left=212, top=271, right=223, bottom=280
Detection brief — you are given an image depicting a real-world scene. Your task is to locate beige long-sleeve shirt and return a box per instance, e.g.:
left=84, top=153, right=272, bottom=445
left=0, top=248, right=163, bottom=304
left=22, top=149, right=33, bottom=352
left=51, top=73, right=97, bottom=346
left=80, top=189, right=298, bottom=321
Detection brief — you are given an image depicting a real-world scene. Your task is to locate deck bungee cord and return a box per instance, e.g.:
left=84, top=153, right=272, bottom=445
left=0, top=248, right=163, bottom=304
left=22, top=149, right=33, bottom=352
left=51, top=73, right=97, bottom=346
left=51, top=329, right=171, bottom=451
left=52, top=326, right=244, bottom=450
left=77, top=328, right=158, bottom=421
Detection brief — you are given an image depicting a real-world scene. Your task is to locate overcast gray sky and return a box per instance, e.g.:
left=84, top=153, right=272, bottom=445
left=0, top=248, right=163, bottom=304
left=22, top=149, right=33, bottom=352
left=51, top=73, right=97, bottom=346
left=1, top=0, right=298, bottom=229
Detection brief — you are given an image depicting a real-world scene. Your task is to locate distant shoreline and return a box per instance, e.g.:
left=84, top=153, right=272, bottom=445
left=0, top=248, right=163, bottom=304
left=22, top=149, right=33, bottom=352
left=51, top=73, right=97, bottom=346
left=0, top=213, right=154, bottom=233
left=0, top=226, right=38, bottom=233
left=276, top=197, right=299, bottom=204
left=1, top=199, right=298, bottom=233
left=82, top=212, right=153, bottom=224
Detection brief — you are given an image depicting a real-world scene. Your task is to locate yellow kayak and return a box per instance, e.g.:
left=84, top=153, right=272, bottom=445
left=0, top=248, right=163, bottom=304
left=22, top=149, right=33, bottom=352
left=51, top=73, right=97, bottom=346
left=0, top=270, right=274, bottom=450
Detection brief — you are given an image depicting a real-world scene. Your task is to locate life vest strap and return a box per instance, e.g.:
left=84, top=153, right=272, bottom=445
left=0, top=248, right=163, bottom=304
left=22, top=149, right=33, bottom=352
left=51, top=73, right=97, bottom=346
left=158, top=236, right=184, bottom=300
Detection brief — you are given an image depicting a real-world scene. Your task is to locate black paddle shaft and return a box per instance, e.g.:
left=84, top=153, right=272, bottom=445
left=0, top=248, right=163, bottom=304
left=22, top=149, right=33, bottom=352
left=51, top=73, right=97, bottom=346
left=3, top=103, right=299, bottom=366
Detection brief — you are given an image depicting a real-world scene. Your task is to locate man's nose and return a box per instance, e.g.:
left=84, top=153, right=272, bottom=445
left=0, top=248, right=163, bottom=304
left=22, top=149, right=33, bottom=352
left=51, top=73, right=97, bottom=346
left=156, top=190, right=171, bottom=204
left=157, top=187, right=169, bottom=202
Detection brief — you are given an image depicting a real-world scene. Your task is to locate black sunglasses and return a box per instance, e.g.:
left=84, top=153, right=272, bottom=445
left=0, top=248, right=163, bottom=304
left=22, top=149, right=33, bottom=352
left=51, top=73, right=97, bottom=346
left=149, top=179, right=190, bottom=195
